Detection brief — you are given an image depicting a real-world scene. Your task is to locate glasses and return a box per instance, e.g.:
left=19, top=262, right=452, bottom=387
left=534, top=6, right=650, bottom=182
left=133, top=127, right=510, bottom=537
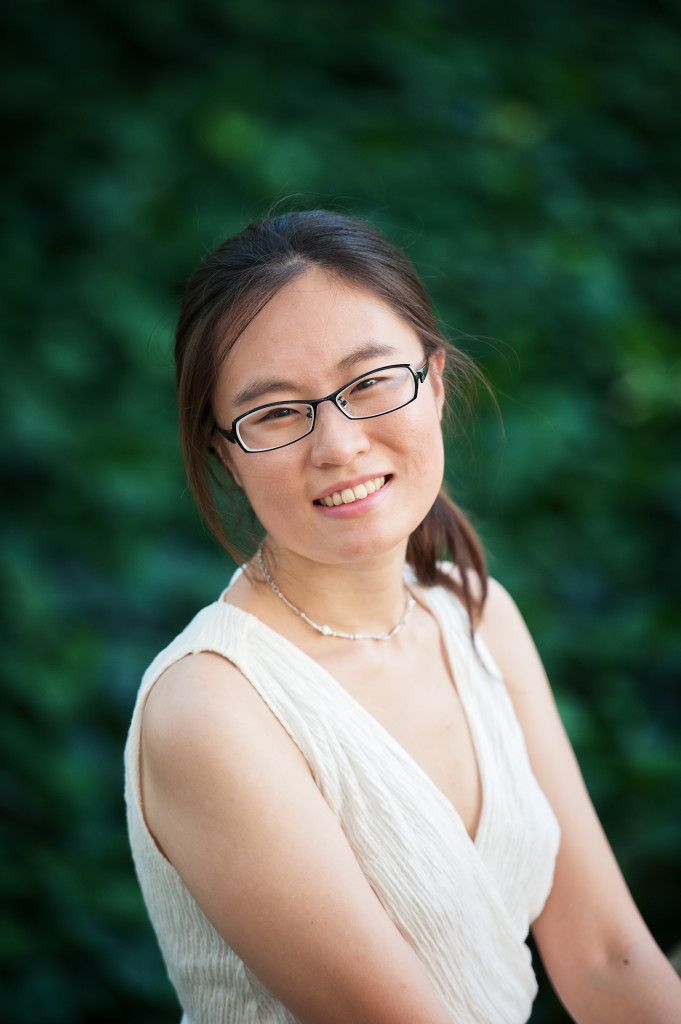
left=216, top=359, right=430, bottom=453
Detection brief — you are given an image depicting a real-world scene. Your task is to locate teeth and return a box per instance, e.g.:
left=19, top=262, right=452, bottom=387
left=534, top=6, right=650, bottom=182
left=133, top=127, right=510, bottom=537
left=321, top=476, right=385, bottom=507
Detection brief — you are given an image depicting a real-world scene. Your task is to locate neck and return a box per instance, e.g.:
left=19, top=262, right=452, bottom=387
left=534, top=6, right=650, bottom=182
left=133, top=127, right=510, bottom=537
left=258, top=539, right=411, bottom=639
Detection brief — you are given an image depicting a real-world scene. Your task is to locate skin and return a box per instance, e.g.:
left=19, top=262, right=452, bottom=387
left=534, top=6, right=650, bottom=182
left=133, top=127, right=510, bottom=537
left=141, top=268, right=681, bottom=1023
left=213, top=266, right=448, bottom=606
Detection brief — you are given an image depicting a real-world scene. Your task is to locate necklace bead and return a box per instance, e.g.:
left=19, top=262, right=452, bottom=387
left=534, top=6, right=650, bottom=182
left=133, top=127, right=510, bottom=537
left=257, top=547, right=415, bottom=641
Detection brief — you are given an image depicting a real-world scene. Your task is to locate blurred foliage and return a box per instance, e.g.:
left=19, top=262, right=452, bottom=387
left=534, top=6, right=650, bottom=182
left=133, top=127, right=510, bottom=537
left=2, top=0, right=680, bottom=1020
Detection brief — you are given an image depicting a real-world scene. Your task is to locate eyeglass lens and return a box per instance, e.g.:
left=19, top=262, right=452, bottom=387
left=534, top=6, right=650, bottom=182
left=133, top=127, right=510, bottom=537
left=238, top=365, right=417, bottom=452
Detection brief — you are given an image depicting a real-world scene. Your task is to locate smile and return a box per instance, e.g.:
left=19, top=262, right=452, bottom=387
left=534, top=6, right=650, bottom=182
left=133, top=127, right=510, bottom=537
left=315, top=476, right=387, bottom=507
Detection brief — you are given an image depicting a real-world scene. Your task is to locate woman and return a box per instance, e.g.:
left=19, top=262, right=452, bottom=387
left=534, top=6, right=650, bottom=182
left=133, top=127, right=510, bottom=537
left=125, top=210, right=680, bottom=1023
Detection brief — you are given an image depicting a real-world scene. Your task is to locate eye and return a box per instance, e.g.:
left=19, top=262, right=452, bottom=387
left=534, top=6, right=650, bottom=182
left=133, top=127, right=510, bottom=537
left=252, top=404, right=305, bottom=424
left=350, top=374, right=384, bottom=394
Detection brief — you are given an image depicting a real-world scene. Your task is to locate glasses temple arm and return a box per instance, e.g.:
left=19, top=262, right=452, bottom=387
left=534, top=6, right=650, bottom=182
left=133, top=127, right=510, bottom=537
left=415, top=358, right=429, bottom=384
left=214, top=425, right=237, bottom=444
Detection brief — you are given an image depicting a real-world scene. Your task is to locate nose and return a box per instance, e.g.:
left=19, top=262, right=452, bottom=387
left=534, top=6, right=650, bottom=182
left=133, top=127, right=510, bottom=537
left=308, top=399, right=370, bottom=466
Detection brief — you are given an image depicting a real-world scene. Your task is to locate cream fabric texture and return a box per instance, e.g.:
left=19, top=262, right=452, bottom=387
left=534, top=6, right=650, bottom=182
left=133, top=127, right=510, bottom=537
left=125, top=574, right=560, bottom=1023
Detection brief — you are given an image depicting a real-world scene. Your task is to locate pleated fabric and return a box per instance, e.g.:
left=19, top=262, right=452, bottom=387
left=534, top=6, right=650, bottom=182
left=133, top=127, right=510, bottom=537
left=125, top=573, right=560, bottom=1023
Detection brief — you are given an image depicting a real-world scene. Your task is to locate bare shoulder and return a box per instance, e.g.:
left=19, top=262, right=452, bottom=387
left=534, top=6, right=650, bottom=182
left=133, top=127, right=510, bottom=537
left=142, top=651, right=288, bottom=763
left=476, top=577, right=545, bottom=697
left=477, top=575, right=526, bottom=635
left=144, top=649, right=260, bottom=732
left=140, top=651, right=314, bottom=857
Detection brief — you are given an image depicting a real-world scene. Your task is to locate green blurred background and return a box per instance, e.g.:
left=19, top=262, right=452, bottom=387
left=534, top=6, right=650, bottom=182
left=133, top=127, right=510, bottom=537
left=2, top=1, right=680, bottom=1020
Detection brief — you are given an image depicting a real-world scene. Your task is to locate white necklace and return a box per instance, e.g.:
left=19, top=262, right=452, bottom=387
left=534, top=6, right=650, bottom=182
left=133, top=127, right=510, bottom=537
left=256, top=547, right=415, bottom=641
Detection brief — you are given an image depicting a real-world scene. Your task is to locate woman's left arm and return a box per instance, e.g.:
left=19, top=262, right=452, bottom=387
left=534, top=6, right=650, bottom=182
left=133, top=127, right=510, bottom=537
left=478, top=579, right=681, bottom=1024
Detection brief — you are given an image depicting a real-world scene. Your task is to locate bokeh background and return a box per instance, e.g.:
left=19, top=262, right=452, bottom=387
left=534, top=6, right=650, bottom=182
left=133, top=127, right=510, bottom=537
left=2, top=1, right=680, bottom=1021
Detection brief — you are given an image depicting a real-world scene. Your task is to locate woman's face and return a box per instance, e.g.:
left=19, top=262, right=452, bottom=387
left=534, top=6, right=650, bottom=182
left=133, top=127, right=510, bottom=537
left=212, top=267, right=446, bottom=569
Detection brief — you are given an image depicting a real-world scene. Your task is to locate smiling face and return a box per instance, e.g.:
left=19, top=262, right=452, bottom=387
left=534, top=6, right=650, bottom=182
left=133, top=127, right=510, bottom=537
left=212, top=267, right=446, bottom=570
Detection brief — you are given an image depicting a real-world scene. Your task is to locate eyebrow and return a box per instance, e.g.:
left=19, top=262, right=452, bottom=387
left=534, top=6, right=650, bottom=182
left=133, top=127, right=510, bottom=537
left=231, top=341, right=399, bottom=408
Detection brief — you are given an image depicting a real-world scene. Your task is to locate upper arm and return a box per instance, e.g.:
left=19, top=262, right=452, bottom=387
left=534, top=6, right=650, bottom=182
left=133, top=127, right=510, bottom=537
left=477, top=581, right=648, bottom=980
left=140, top=652, right=452, bottom=1024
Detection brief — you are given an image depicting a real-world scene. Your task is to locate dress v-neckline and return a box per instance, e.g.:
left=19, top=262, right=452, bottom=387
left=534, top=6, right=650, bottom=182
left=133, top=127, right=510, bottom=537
left=217, top=583, right=491, bottom=852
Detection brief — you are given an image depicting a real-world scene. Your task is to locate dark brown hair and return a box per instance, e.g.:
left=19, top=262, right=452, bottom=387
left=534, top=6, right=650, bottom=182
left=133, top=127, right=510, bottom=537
left=175, top=209, right=488, bottom=621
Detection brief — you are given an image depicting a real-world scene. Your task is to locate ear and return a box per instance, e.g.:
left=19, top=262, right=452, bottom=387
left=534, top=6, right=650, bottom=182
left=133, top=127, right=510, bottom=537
left=429, top=349, right=446, bottom=419
left=211, top=431, right=244, bottom=489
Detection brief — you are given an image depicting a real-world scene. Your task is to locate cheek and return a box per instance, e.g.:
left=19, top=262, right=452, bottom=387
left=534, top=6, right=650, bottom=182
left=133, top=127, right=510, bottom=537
left=399, top=402, right=445, bottom=465
left=420, top=431, right=445, bottom=493
left=232, top=454, right=301, bottom=522
left=415, top=411, right=446, bottom=493
left=238, top=457, right=297, bottom=491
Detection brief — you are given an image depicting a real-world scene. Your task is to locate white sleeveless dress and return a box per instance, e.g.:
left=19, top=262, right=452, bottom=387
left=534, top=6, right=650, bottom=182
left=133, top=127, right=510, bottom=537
left=125, top=571, right=560, bottom=1023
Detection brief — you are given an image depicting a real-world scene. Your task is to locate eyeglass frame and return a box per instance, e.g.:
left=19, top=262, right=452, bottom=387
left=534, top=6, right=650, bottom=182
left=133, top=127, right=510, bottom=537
left=215, top=358, right=430, bottom=453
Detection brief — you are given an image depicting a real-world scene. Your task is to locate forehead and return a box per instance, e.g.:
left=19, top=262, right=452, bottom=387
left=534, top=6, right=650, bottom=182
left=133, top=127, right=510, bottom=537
left=222, top=267, right=421, bottom=380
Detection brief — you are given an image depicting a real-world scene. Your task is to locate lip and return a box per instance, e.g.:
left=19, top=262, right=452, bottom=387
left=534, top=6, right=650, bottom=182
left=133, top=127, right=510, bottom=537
left=313, top=473, right=391, bottom=504
left=313, top=475, right=392, bottom=519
